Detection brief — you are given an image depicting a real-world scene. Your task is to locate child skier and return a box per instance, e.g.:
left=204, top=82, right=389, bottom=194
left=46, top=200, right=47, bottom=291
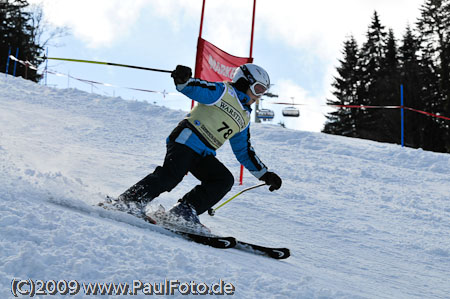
left=106, top=63, right=282, bottom=225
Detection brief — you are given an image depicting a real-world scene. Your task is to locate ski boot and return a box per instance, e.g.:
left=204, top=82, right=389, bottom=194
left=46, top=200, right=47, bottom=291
left=98, top=189, right=152, bottom=218
left=169, top=200, right=201, bottom=224
left=165, top=200, right=211, bottom=235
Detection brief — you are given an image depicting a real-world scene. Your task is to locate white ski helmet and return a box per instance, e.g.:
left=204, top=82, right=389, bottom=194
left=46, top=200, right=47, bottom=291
left=232, top=63, right=270, bottom=96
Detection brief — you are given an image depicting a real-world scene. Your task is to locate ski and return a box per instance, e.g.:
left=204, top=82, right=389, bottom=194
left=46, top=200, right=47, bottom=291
left=145, top=214, right=290, bottom=258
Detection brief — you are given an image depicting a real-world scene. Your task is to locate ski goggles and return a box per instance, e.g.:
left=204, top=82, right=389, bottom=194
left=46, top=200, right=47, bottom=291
left=249, top=82, right=269, bottom=97
left=240, top=65, right=269, bottom=97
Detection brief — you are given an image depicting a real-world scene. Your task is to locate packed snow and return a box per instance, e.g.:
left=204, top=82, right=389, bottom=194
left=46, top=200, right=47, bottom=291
left=1, top=75, right=449, bottom=298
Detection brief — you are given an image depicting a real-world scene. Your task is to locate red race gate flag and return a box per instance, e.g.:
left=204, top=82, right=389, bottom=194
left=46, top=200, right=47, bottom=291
left=194, top=37, right=253, bottom=81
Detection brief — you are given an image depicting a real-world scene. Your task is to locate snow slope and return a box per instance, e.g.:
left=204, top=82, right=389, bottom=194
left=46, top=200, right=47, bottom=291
left=1, top=76, right=449, bottom=298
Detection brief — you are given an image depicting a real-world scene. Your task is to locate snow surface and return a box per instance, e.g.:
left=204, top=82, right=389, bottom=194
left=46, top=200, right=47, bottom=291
left=1, top=75, right=449, bottom=298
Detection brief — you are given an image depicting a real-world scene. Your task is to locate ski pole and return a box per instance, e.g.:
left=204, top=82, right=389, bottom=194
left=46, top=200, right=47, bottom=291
left=208, top=183, right=266, bottom=216
left=41, top=56, right=173, bottom=73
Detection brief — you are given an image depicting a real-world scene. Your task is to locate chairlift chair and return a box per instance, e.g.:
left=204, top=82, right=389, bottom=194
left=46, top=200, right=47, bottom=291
left=256, top=108, right=275, bottom=121
left=282, top=106, right=300, bottom=117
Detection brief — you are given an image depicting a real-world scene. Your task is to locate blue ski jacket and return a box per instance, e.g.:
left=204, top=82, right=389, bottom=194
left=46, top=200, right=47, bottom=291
left=171, top=78, right=268, bottom=179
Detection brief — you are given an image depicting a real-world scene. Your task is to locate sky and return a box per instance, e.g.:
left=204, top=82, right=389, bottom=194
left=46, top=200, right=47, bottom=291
left=27, top=0, right=425, bottom=132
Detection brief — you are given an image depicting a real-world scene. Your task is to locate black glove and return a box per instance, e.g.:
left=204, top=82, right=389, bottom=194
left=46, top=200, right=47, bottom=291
left=260, top=172, right=282, bottom=192
left=171, top=65, right=192, bottom=85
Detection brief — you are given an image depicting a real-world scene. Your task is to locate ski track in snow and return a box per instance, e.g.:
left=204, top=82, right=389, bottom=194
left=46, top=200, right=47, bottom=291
left=1, top=76, right=449, bottom=298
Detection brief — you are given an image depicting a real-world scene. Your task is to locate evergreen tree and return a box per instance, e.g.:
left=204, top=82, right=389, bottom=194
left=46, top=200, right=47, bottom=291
left=0, top=0, right=45, bottom=81
left=357, top=11, right=388, bottom=141
left=398, top=25, right=426, bottom=148
left=416, top=0, right=450, bottom=151
left=420, top=51, right=446, bottom=152
left=324, top=36, right=361, bottom=137
left=377, top=29, right=401, bottom=144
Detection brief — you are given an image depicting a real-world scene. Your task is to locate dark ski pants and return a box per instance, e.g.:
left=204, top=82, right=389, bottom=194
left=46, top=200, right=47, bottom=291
left=121, top=141, right=234, bottom=215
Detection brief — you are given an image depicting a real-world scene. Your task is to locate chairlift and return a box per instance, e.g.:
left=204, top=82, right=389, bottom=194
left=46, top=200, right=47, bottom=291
left=256, top=108, right=275, bottom=121
left=282, top=106, right=300, bottom=117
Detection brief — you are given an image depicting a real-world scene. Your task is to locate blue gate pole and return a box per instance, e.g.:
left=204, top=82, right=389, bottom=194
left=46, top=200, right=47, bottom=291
left=5, top=46, right=11, bottom=77
left=401, top=84, right=404, bottom=147
left=13, top=48, right=19, bottom=76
